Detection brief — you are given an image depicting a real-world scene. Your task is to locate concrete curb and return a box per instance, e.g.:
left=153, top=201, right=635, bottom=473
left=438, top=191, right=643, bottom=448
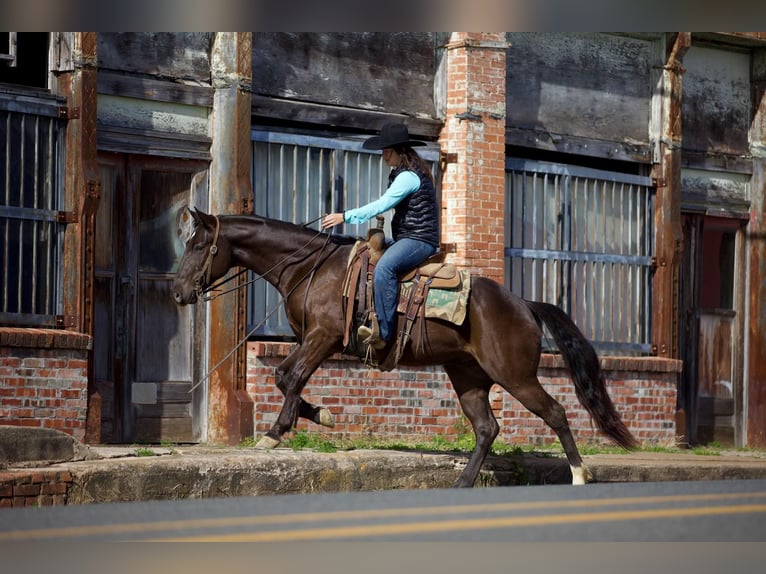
left=3, top=427, right=766, bottom=506
left=0, top=426, right=99, bottom=470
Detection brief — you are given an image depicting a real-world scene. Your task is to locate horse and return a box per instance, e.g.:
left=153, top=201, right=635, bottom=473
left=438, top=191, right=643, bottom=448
left=172, top=208, right=638, bottom=487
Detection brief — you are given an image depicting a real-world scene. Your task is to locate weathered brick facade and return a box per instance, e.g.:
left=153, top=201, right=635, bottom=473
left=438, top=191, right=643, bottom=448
left=3, top=32, right=699, bottom=449
left=0, top=329, right=91, bottom=442
left=248, top=343, right=681, bottom=446
left=245, top=32, right=680, bottom=449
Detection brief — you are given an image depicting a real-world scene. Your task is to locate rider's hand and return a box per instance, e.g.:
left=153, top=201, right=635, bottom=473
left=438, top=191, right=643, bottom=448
left=322, top=212, right=345, bottom=229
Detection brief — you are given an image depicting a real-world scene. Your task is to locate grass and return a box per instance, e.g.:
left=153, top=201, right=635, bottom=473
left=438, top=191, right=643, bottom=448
left=133, top=447, right=155, bottom=457
left=238, top=432, right=753, bottom=459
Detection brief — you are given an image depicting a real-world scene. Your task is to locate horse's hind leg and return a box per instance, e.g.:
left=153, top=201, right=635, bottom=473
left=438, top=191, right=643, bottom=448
left=506, top=376, right=591, bottom=485
left=444, top=362, right=499, bottom=488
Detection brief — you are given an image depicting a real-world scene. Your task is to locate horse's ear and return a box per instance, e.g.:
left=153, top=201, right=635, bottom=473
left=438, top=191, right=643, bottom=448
left=177, top=206, right=195, bottom=245
left=192, top=207, right=216, bottom=230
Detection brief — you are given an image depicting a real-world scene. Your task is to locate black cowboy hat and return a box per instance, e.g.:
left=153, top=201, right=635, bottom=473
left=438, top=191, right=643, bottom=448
left=362, top=123, right=426, bottom=150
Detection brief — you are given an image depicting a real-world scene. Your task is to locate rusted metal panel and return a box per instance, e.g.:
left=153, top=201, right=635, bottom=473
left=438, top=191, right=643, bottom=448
left=97, top=33, right=213, bottom=83
left=746, top=49, right=766, bottom=447
left=505, top=32, right=656, bottom=162
left=652, top=33, right=690, bottom=359
left=54, top=33, right=101, bottom=444
left=681, top=168, right=750, bottom=216
left=251, top=33, right=437, bottom=127
left=207, top=33, right=253, bottom=446
left=683, top=45, right=751, bottom=159
left=747, top=162, right=766, bottom=447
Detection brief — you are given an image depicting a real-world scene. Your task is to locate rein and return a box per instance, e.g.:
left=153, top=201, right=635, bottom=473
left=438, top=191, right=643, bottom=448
left=196, top=213, right=326, bottom=302
left=188, top=213, right=335, bottom=394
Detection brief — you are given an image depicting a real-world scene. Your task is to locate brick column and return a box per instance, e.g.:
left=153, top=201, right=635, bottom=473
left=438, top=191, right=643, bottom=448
left=439, top=33, right=507, bottom=283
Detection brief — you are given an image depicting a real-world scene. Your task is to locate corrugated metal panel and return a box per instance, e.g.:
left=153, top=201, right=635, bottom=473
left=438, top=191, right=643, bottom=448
left=248, top=129, right=440, bottom=337
left=505, top=158, right=654, bottom=355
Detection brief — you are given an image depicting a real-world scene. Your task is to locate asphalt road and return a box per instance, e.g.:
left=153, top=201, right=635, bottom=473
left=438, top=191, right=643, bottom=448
left=2, top=479, right=764, bottom=574
left=2, top=479, right=765, bottom=543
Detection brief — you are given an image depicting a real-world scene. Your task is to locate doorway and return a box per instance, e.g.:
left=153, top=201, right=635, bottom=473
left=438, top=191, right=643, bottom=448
left=93, top=154, right=208, bottom=443
left=679, top=214, right=745, bottom=447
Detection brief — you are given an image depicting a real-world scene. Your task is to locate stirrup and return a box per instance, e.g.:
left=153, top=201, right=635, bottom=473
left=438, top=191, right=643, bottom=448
left=358, top=324, right=386, bottom=350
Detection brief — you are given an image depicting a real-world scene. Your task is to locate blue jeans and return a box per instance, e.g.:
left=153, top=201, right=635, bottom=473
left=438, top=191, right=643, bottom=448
left=373, top=237, right=437, bottom=342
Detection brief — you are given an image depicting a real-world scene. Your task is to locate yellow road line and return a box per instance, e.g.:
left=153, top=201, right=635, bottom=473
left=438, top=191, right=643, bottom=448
left=2, top=490, right=766, bottom=541
left=161, top=503, right=766, bottom=542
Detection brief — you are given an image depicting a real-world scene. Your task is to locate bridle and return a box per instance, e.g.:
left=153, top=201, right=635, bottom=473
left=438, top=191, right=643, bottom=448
left=193, top=214, right=221, bottom=301
left=185, top=212, right=335, bottom=393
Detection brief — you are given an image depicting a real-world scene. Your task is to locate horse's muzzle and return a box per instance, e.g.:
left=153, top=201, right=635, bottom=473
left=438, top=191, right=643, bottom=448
left=172, top=284, right=198, bottom=306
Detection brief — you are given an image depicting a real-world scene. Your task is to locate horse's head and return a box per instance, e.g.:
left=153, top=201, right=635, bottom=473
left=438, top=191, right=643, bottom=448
left=172, top=207, right=232, bottom=305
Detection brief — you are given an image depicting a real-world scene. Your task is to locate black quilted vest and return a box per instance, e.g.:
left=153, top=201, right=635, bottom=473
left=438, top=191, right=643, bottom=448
left=389, top=165, right=440, bottom=248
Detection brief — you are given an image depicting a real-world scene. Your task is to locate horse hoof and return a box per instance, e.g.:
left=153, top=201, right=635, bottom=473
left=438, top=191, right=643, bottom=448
left=317, top=408, right=335, bottom=428
left=254, top=435, right=281, bottom=450
left=571, top=464, right=593, bottom=485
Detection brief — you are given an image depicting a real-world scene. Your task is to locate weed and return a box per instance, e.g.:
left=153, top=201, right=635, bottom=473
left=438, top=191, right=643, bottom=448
left=238, top=436, right=257, bottom=448
left=232, top=431, right=747, bottom=459
left=134, top=447, right=155, bottom=457
left=285, top=430, right=337, bottom=453
left=690, top=445, right=721, bottom=456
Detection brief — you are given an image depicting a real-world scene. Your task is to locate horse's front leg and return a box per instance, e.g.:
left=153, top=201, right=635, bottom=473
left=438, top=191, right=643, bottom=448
left=255, top=333, right=336, bottom=449
left=275, top=344, right=334, bottom=429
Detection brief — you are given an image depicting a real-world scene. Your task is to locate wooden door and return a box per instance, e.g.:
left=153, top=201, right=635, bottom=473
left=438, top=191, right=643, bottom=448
left=94, top=154, right=208, bottom=443
left=679, top=214, right=744, bottom=447
left=678, top=215, right=702, bottom=446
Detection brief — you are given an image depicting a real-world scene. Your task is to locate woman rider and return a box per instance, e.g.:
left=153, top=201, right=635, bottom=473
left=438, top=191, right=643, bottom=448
left=322, top=123, right=440, bottom=350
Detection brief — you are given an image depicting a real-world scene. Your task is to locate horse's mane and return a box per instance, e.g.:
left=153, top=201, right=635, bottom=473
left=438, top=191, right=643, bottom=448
left=328, top=234, right=360, bottom=245
left=216, top=212, right=360, bottom=246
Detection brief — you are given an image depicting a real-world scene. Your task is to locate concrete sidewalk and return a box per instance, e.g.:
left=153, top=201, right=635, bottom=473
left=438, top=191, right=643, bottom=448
left=2, top=426, right=766, bottom=506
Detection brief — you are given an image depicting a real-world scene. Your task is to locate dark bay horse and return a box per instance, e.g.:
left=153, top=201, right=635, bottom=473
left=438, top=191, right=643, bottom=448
left=172, top=208, right=638, bottom=487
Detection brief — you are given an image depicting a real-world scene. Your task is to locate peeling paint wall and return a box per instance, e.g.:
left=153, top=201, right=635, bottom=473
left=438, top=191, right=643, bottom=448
left=251, top=32, right=438, bottom=128
left=505, top=32, right=657, bottom=162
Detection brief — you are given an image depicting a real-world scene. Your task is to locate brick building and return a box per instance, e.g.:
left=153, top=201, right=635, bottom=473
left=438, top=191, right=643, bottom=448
left=2, top=33, right=765, bottom=449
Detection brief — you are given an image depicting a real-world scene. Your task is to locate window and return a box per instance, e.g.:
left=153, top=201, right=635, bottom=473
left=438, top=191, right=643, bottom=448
left=248, top=129, right=440, bottom=337
left=505, top=159, right=655, bottom=355
left=0, top=33, right=49, bottom=89
left=0, top=91, right=67, bottom=326
left=699, top=217, right=740, bottom=311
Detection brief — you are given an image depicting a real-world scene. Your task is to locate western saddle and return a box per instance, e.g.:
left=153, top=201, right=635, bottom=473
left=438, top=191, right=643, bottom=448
left=341, top=219, right=459, bottom=370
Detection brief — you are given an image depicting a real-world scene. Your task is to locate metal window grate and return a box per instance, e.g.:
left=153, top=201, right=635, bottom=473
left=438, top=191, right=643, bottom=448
left=505, top=158, right=654, bottom=355
left=248, top=129, right=439, bottom=338
left=0, top=93, right=66, bottom=327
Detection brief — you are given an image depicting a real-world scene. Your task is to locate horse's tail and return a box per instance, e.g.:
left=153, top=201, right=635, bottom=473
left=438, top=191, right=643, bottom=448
left=525, top=300, right=639, bottom=450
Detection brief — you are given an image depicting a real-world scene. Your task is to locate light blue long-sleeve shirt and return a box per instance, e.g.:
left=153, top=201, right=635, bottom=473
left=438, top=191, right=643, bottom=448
left=343, top=170, right=420, bottom=224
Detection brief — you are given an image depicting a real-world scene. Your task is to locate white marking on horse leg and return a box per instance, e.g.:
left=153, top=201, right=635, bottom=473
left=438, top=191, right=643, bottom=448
left=317, top=408, right=335, bottom=428
left=570, top=464, right=592, bottom=485
left=254, top=435, right=281, bottom=450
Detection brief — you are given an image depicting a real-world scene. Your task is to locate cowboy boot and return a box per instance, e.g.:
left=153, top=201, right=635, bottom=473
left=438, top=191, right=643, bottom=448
left=358, top=314, right=386, bottom=350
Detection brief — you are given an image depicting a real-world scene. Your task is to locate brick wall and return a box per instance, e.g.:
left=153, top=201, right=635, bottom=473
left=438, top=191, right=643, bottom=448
left=0, top=328, right=91, bottom=442
left=0, top=469, right=72, bottom=508
left=247, top=342, right=680, bottom=447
